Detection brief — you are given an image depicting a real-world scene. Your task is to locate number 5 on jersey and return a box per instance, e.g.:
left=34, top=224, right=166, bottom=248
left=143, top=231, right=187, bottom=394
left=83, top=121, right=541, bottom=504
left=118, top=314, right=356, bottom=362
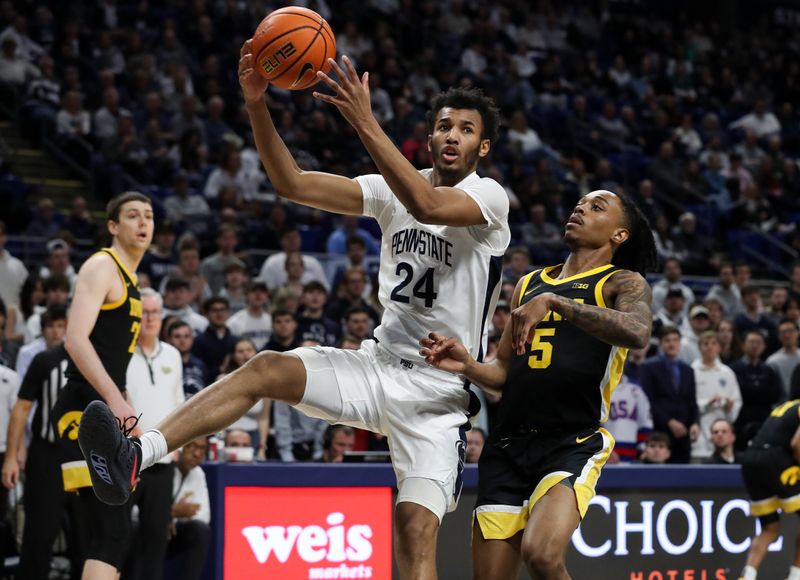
left=527, top=300, right=583, bottom=369
left=390, top=262, right=438, bottom=307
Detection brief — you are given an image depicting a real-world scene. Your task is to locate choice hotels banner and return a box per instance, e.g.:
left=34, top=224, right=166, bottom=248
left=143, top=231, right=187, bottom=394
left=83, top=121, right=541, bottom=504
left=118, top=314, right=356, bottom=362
left=224, top=487, right=392, bottom=580
left=564, top=490, right=799, bottom=580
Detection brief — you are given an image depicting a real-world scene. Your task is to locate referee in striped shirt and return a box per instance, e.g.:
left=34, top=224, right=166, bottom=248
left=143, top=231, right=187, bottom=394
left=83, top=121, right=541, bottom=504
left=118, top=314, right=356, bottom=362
left=1, top=305, right=82, bottom=578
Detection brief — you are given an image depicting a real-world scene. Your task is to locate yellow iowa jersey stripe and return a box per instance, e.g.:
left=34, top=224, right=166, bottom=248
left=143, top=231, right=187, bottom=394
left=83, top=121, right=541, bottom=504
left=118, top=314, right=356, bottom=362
left=600, top=347, right=628, bottom=422
left=540, top=264, right=613, bottom=286
left=104, top=247, right=138, bottom=286
left=574, top=428, right=615, bottom=518
left=517, top=270, right=540, bottom=307
left=100, top=267, right=128, bottom=311
left=62, top=460, right=92, bottom=491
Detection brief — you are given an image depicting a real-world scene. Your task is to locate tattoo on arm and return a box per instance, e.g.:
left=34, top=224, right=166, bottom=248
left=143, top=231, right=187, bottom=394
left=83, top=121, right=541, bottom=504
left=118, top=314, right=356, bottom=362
left=549, top=271, right=653, bottom=349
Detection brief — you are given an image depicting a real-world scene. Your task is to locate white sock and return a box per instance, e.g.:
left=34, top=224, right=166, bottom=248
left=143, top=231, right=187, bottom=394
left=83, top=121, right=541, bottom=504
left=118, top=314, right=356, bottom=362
left=139, top=429, right=168, bottom=470
left=741, top=565, right=757, bottom=580
left=788, top=565, right=800, bottom=580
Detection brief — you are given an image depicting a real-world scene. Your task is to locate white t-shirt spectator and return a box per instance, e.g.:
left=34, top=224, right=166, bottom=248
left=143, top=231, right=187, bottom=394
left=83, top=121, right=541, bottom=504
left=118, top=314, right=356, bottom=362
left=691, top=357, right=742, bottom=459
left=226, top=309, right=272, bottom=352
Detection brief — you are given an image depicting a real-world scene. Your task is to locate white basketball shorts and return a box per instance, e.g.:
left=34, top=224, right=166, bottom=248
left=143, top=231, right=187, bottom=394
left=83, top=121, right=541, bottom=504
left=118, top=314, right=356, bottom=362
left=289, top=339, right=471, bottom=516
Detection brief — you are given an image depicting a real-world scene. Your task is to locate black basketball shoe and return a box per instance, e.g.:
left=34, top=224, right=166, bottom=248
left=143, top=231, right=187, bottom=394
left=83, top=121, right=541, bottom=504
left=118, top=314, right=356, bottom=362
left=78, top=400, right=142, bottom=506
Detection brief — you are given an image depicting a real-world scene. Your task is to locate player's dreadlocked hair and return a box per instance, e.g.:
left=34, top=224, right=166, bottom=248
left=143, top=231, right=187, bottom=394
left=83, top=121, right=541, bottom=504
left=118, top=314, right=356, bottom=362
left=612, top=193, right=658, bottom=276
left=426, top=87, right=500, bottom=142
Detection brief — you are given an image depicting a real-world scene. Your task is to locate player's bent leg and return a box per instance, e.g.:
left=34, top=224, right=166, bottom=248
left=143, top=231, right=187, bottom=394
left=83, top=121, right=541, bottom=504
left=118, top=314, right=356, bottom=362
left=520, top=483, right=580, bottom=580
left=743, top=517, right=780, bottom=571
left=394, top=501, right=440, bottom=580
left=156, top=351, right=308, bottom=450
left=472, top=520, right=522, bottom=580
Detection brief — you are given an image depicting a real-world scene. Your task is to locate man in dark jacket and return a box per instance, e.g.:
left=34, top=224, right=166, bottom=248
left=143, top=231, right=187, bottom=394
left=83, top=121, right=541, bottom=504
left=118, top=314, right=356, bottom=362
left=639, top=326, right=700, bottom=463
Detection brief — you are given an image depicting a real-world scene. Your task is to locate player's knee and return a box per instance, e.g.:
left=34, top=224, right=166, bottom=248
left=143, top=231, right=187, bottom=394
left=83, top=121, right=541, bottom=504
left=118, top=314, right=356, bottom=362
left=395, top=512, right=438, bottom=559
left=521, top=536, right=565, bottom=576
left=758, top=518, right=780, bottom=539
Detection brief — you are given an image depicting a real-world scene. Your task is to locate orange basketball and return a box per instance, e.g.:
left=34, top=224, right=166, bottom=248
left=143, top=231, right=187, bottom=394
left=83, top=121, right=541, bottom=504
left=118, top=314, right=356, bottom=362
left=251, top=7, right=336, bottom=91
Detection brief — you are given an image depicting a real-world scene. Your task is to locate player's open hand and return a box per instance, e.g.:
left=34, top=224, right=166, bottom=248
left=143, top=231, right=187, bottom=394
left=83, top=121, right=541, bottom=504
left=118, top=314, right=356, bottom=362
left=420, top=332, right=472, bottom=374
left=313, top=55, right=373, bottom=131
left=511, top=293, right=554, bottom=355
left=239, top=39, right=269, bottom=104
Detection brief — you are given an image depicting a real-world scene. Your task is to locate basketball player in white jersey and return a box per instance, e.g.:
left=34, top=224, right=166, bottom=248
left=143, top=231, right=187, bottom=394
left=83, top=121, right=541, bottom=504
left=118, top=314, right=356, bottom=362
left=78, top=43, right=510, bottom=580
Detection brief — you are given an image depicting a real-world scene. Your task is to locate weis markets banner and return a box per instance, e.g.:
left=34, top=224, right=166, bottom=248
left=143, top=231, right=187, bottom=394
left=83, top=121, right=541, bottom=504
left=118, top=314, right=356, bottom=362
left=225, top=486, right=392, bottom=580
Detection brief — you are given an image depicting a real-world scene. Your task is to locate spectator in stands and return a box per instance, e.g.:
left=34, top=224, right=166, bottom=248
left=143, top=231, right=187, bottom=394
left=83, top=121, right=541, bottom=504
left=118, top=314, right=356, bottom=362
left=343, top=306, right=373, bottom=342
left=651, top=257, right=695, bottom=317
left=93, top=87, right=130, bottom=144
left=649, top=141, right=688, bottom=203
left=330, top=235, right=376, bottom=298
left=717, top=319, right=743, bottom=365
left=490, top=301, right=510, bottom=342
left=124, top=288, right=184, bottom=580
left=162, top=276, right=208, bottom=335
left=166, top=319, right=209, bottom=400
left=736, top=263, right=753, bottom=289
left=193, top=296, right=236, bottom=378
left=273, top=394, right=328, bottom=462
left=637, top=432, right=671, bottom=464
left=262, top=309, right=300, bottom=353
left=518, top=203, right=563, bottom=265
left=63, top=196, right=97, bottom=241
left=224, top=429, right=253, bottom=451
left=0, top=299, right=19, bottom=368
left=160, top=240, right=211, bottom=310
left=280, top=251, right=306, bottom=300
left=652, top=214, right=678, bottom=263
left=680, top=305, right=713, bottom=364
left=163, top=171, right=211, bottom=238
left=765, top=286, right=790, bottom=326
left=502, top=246, right=533, bottom=284
left=226, top=281, right=271, bottom=351
left=633, top=179, right=663, bottom=226
left=326, top=215, right=380, bottom=256
left=0, top=219, right=27, bottom=309
left=167, top=437, right=211, bottom=580
left=296, top=281, right=340, bottom=347
left=0, top=36, right=37, bottom=87
left=466, top=427, right=486, bottom=464
left=203, top=143, right=263, bottom=203
left=326, top=267, right=379, bottom=329
left=704, top=419, right=741, bottom=465
left=706, top=263, right=743, bottom=318
left=24, top=273, right=69, bottom=343
left=39, top=238, right=76, bottom=290
left=691, top=331, right=742, bottom=462
left=652, top=288, right=691, bottom=342
left=722, top=152, right=754, bottom=198
left=734, top=129, right=767, bottom=176
left=24, top=197, right=63, bottom=240
left=223, top=339, right=270, bottom=458
left=218, top=262, right=248, bottom=314
left=735, top=286, right=779, bottom=355
left=140, top=220, right=178, bottom=290
left=204, top=95, right=233, bottom=156
left=766, top=319, right=800, bottom=399
left=639, top=326, right=700, bottom=463
left=730, top=97, right=781, bottom=139
left=672, top=212, right=713, bottom=274
left=321, top=425, right=356, bottom=463
left=200, top=224, right=246, bottom=295
left=257, top=226, right=329, bottom=292
left=55, top=90, right=91, bottom=143
left=731, top=331, right=783, bottom=450
left=23, top=53, right=60, bottom=129
left=507, top=110, right=544, bottom=156
left=604, top=371, right=653, bottom=464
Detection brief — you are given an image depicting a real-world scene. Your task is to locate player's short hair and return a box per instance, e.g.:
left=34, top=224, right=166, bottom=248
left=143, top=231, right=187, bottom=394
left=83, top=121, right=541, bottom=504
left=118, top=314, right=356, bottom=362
left=427, top=87, right=500, bottom=142
left=106, top=191, right=151, bottom=222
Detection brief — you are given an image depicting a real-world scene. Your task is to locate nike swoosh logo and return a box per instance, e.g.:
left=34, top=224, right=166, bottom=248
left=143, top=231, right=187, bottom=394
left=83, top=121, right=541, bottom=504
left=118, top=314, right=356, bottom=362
left=291, top=62, right=314, bottom=88
left=524, top=285, right=539, bottom=296
left=576, top=433, right=595, bottom=444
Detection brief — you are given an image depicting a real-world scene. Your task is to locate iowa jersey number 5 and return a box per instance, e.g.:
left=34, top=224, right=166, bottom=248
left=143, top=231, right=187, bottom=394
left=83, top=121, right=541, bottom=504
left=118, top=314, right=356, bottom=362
left=390, top=262, right=438, bottom=307
left=528, top=328, right=555, bottom=369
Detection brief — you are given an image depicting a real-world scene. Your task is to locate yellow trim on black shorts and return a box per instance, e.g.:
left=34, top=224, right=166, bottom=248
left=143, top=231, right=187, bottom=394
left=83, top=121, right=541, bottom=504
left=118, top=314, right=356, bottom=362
left=62, top=460, right=92, bottom=491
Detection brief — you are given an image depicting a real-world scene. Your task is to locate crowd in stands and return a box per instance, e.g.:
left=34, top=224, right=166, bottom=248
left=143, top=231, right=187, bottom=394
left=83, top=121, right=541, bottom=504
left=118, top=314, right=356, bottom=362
left=0, top=1, right=799, bottom=275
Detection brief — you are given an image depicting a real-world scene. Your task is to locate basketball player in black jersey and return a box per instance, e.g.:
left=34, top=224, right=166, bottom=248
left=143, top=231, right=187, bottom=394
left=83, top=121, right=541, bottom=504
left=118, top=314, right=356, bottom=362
left=738, top=400, right=800, bottom=580
left=421, top=190, right=657, bottom=579
left=52, top=191, right=152, bottom=579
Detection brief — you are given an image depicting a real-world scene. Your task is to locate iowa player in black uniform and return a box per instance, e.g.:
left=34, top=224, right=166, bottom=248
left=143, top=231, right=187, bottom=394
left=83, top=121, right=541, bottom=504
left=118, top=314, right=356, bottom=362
left=421, top=190, right=656, bottom=579
left=738, top=400, right=800, bottom=580
left=52, top=191, right=153, bottom=579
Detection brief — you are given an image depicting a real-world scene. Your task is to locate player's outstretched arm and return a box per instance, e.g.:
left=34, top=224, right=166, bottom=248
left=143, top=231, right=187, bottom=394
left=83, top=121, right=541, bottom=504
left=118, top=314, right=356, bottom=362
left=66, top=254, right=139, bottom=429
left=239, top=40, right=363, bottom=215
left=511, top=270, right=652, bottom=354
left=314, top=56, right=486, bottom=227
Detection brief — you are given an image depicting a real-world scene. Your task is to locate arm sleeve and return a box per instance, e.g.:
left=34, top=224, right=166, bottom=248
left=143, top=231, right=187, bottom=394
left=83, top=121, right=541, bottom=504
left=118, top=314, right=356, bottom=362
left=460, top=177, right=510, bottom=232
left=272, top=402, right=294, bottom=462
left=355, top=174, right=393, bottom=229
